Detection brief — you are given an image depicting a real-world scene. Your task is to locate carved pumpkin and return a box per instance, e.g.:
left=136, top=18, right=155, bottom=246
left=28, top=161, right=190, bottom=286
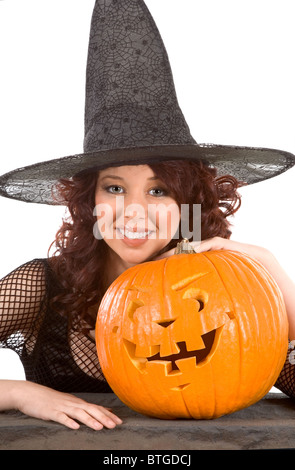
left=95, top=246, right=288, bottom=419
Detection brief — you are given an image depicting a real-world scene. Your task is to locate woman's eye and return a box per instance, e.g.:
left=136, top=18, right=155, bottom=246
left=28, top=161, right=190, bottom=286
left=149, top=188, right=167, bottom=197
left=106, top=185, right=124, bottom=194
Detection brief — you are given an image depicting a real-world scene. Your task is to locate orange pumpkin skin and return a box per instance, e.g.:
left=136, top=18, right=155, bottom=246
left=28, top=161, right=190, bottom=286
left=95, top=250, right=288, bottom=419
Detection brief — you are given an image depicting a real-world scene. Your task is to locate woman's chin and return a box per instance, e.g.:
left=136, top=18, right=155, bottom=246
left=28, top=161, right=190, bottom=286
left=119, top=252, right=154, bottom=269
left=116, top=246, right=162, bottom=269
left=104, top=235, right=170, bottom=271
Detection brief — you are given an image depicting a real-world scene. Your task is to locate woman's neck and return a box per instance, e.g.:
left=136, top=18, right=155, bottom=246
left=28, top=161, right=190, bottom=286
left=105, top=249, right=132, bottom=287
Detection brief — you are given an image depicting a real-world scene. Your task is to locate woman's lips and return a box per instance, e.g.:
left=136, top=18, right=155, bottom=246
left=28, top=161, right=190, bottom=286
left=116, top=227, right=155, bottom=246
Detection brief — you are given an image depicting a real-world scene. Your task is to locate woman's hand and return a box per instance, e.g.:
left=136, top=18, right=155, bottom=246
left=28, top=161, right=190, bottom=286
left=190, top=237, right=272, bottom=263
left=154, top=236, right=271, bottom=263
left=1, top=380, right=122, bottom=430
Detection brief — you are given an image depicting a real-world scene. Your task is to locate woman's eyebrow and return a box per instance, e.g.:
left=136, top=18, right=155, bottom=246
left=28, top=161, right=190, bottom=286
left=99, top=175, right=124, bottom=181
left=99, top=175, right=161, bottom=182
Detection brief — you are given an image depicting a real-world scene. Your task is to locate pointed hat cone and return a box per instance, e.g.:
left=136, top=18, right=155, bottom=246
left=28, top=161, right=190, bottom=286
left=83, top=0, right=196, bottom=152
left=0, top=0, right=294, bottom=204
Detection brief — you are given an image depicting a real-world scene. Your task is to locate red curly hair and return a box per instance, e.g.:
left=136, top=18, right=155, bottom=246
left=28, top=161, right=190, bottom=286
left=49, top=159, right=244, bottom=331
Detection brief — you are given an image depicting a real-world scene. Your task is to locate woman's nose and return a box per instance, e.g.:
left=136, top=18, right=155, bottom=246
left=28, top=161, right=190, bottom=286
left=123, top=193, right=148, bottom=223
left=124, top=201, right=146, bottom=221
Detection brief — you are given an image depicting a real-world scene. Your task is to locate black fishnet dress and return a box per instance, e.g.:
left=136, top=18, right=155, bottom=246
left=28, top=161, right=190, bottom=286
left=0, top=259, right=111, bottom=393
left=0, top=259, right=294, bottom=397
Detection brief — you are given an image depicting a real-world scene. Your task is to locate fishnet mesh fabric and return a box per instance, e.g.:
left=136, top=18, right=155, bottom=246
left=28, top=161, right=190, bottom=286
left=274, top=343, right=295, bottom=397
left=0, top=259, right=111, bottom=393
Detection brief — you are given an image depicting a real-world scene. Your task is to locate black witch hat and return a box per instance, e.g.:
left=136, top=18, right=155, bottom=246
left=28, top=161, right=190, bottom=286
left=0, top=0, right=294, bottom=204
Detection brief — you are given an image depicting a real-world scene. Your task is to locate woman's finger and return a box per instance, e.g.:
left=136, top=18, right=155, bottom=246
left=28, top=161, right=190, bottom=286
left=53, top=410, right=82, bottom=430
left=57, top=403, right=122, bottom=431
left=88, top=404, right=123, bottom=428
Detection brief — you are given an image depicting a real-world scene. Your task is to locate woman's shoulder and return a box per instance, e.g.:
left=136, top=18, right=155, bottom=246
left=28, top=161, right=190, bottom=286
left=1, top=258, right=49, bottom=279
left=0, top=257, right=65, bottom=319
left=0, top=259, right=53, bottom=333
left=0, top=257, right=58, bottom=293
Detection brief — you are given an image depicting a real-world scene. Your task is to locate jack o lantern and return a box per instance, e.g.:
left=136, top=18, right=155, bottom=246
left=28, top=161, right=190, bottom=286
left=95, top=242, right=288, bottom=419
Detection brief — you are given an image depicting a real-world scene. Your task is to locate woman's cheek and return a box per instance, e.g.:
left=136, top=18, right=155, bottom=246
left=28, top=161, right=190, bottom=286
left=148, top=202, right=180, bottom=240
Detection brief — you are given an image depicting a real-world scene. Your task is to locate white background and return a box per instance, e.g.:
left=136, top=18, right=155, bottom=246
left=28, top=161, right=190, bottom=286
left=0, top=0, right=294, bottom=380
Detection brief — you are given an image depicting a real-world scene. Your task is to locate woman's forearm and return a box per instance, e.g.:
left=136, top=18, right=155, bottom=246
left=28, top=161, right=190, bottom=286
left=252, top=248, right=295, bottom=340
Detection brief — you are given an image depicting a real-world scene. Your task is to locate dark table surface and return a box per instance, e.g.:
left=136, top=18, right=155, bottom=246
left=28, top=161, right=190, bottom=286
left=1, top=392, right=295, bottom=451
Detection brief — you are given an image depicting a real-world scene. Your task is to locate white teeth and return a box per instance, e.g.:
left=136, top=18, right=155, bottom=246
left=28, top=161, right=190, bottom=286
left=117, top=228, right=152, bottom=239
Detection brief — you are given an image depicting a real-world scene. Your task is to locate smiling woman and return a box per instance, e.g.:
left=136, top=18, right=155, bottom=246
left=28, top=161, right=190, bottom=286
left=94, top=165, right=180, bottom=258
left=49, top=158, right=242, bottom=333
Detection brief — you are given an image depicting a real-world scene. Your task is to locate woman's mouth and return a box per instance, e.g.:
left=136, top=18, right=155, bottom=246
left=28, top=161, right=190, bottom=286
left=117, top=227, right=154, bottom=240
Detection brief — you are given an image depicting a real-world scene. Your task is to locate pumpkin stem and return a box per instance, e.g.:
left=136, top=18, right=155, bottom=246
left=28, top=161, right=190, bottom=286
left=174, top=238, right=196, bottom=255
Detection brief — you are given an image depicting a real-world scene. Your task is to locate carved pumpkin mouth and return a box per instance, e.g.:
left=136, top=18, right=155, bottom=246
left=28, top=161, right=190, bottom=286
left=123, top=326, right=223, bottom=374
left=147, top=328, right=222, bottom=371
left=147, top=329, right=216, bottom=371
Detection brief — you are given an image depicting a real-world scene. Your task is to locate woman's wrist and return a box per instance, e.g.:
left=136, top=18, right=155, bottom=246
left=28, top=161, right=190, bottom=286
left=0, top=380, right=26, bottom=411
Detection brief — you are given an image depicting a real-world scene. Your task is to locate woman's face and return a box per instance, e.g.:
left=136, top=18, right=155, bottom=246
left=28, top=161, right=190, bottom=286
left=94, top=165, right=180, bottom=270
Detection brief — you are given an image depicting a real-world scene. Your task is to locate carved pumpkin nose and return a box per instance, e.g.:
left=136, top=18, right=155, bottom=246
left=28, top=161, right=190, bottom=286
left=156, top=320, right=176, bottom=328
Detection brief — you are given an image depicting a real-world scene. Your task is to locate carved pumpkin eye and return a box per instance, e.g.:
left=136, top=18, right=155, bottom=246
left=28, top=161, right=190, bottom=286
left=126, top=299, right=144, bottom=322
left=182, top=287, right=208, bottom=312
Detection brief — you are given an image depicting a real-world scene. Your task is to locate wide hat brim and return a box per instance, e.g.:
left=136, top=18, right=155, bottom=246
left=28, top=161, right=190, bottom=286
left=1, top=0, right=295, bottom=205
left=0, top=143, right=294, bottom=205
